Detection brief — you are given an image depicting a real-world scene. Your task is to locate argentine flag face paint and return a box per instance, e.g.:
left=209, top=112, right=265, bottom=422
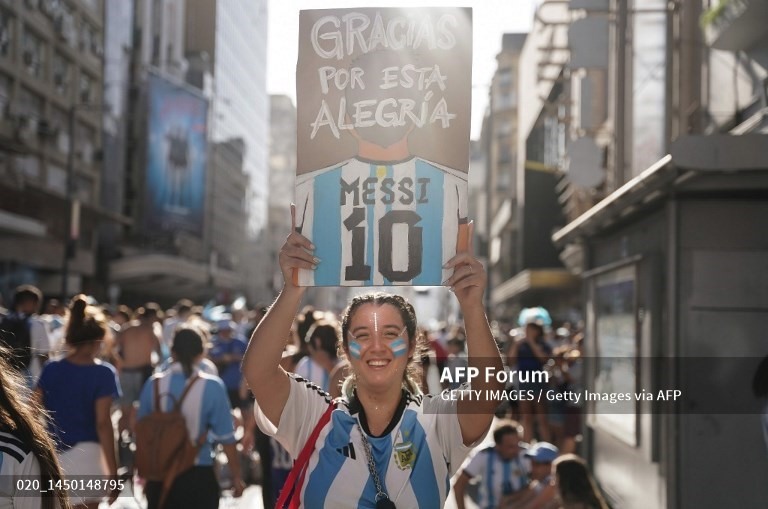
left=348, top=340, right=362, bottom=359
left=390, top=337, right=408, bottom=358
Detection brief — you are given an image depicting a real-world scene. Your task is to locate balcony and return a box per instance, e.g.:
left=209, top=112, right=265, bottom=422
left=702, top=0, right=768, bottom=54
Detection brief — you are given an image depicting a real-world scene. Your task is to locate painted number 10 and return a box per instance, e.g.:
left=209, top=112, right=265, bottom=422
left=344, top=208, right=423, bottom=282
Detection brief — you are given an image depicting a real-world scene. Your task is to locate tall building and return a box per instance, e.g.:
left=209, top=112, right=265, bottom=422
left=184, top=0, right=270, bottom=304
left=482, top=23, right=580, bottom=323
left=185, top=0, right=268, bottom=235
left=267, top=94, right=296, bottom=293
left=107, top=0, right=269, bottom=305
left=484, top=33, right=527, bottom=316
left=0, top=0, right=108, bottom=301
left=99, top=0, right=134, bottom=303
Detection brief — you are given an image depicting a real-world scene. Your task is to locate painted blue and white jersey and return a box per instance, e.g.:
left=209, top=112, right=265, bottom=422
left=254, top=374, right=480, bottom=508
left=0, top=428, right=40, bottom=509
left=295, top=356, right=330, bottom=391
left=295, top=157, right=468, bottom=287
left=137, top=363, right=236, bottom=466
left=462, top=446, right=530, bottom=509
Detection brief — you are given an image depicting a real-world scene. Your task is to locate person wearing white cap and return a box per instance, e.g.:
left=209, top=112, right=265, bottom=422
left=499, top=441, right=560, bottom=509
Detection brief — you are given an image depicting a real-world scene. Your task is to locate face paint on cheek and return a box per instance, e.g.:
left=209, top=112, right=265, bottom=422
left=390, top=338, right=408, bottom=358
left=348, top=339, right=362, bottom=360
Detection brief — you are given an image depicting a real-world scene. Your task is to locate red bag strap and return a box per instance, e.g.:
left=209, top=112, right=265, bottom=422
left=276, top=400, right=336, bottom=509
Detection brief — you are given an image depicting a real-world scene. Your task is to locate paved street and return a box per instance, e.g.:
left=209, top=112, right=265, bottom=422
left=104, top=484, right=264, bottom=509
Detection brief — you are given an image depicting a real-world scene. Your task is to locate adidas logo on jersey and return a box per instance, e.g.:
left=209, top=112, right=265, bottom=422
left=336, top=442, right=356, bottom=460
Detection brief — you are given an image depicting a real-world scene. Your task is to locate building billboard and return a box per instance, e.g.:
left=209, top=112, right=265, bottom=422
left=295, top=7, right=473, bottom=287
left=145, top=72, right=208, bottom=236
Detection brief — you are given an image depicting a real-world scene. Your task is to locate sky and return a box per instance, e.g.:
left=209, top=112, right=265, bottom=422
left=267, top=0, right=538, bottom=140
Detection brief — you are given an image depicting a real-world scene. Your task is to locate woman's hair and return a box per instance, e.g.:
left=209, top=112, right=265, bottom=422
left=0, top=344, right=71, bottom=509
left=172, top=325, right=205, bottom=378
left=339, top=293, right=428, bottom=393
left=65, top=294, right=108, bottom=346
left=492, top=419, right=522, bottom=444
left=115, top=304, right=133, bottom=323
left=306, top=319, right=340, bottom=359
left=554, top=454, right=609, bottom=509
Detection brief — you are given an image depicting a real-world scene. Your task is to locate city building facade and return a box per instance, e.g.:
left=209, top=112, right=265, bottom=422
left=483, top=10, right=581, bottom=325
left=551, top=0, right=768, bottom=507
left=109, top=0, right=269, bottom=306
left=0, top=0, right=108, bottom=302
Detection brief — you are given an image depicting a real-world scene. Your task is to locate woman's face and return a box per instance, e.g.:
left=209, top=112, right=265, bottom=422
left=345, top=303, right=412, bottom=392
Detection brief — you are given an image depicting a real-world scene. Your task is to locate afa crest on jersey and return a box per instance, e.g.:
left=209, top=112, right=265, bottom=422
left=394, top=441, right=416, bottom=470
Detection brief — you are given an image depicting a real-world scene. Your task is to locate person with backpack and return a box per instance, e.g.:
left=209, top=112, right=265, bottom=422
left=0, top=285, right=52, bottom=386
left=136, top=325, right=244, bottom=509
left=35, top=295, right=121, bottom=509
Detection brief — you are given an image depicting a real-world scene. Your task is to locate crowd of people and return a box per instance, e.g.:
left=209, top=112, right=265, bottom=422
left=0, top=261, right=602, bottom=509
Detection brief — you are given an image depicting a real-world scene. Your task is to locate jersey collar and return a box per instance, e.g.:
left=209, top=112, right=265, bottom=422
left=348, top=388, right=408, bottom=438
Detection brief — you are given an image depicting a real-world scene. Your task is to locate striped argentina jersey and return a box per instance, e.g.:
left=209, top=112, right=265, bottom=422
left=462, top=446, right=530, bottom=509
left=295, top=157, right=469, bottom=286
left=0, top=428, right=40, bottom=509
left=137, top=363, right=237, bottom=466
left=254, top=374, right=481, bottom=508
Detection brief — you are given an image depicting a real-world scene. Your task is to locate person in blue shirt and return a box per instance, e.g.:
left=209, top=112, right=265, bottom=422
left=208, top=319, right=248, bottom=409
left=36, top=295, right=121, bottom=509
left=137, top=325, right=244, bottom=509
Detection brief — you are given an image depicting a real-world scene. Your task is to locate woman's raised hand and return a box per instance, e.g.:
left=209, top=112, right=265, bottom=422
left=279, top=203, right=318, bottom=288
left=443, top=221, right=486, bottom=308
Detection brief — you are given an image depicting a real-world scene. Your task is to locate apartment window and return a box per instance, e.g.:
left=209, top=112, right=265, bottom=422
left=52, top=52, right=70, bottom=96
left=493, top=90, right=515, bottom=111
left=496, top=119, right=512, bottom=138
left=79, top=20, right=95, bottom=54
left=79, top=73, right=93, bottom=103
left=46, top=163, right=66, bottom=195
left=16, top=155, right=40, bottom=181
left=79, top=0, right=98, bottom=12
left=22, top=28, right=45, bottom=78
left=498, top=68, right=513, bottom=88
left=0, top=9, right=11, bottom=59
left=74, top=175, right=93, bottom=204
left=0, top=74, right=10, bottom=115
left=498, top=142, right=513, bottom=165
left=76, top=121, right=95, bottom=163
left=54, top=4, right=77, bottom=48
left=18, top=88, right=43, bottom=119
left=51, top=107, right=69, bottom=154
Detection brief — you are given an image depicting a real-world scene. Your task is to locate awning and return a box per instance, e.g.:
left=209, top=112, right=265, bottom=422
left=0, top=209, right=47, bottom=237
left=491, top=268, right=580, bottom=304
left=110, top=254, right=242, bottom=300
left=553, top=133, right=768, bottom=247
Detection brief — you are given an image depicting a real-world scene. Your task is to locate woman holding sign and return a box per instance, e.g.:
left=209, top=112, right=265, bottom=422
left=243, top=205, right=503, bottom=508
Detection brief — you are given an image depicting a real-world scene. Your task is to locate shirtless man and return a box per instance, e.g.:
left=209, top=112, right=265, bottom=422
left=116, top=303, right=163, bottom=436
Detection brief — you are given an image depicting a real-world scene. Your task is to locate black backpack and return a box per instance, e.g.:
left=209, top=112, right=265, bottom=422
left=0, top=313, right=33, bottom=371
